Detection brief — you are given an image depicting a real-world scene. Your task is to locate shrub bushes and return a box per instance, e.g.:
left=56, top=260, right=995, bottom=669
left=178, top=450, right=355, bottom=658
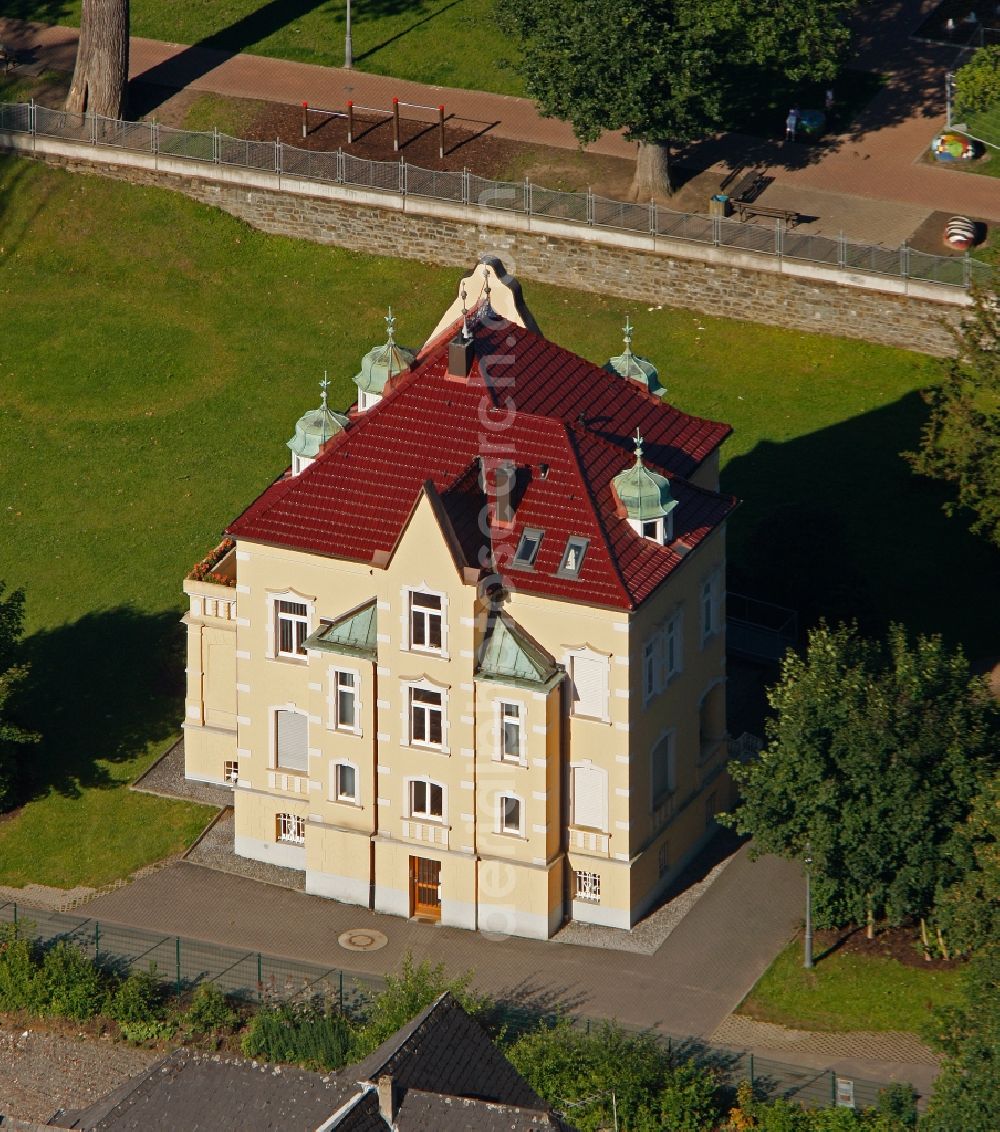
left=38, top=941, right=106, bottom=1021
left=241, top=1000, right=356, bottom=1071
left=107, top=965, right=164, bottom=1025
left=183, top=980, right=239, bottom=1035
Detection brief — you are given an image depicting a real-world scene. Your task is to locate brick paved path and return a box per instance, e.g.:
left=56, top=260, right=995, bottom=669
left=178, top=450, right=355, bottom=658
left=2, top=3, right=998, bottom=222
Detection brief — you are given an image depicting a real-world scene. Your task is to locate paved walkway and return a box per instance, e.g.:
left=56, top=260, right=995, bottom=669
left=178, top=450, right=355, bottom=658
left=2, top=3, right=998, bottom=224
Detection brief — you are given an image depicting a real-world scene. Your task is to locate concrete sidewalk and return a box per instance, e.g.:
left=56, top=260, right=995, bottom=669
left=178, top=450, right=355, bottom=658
left=76, top=845, right=938, bottom=1095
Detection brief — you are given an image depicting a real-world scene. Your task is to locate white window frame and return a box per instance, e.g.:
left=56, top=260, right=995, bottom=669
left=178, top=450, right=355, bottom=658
left=223, top=759, right=239, bottom=785
left=271, top=706, right=309, bottom=773
left=498, top=792, right=524, bottom=836
left=700, top=570, right=722, bottom=647
left=291, top=453, right=314, bottom=476
left=328, top=666, right=362, bottom=735
left=406, top=776, right=446, bottom=822
left=565, top=646, right=610, bottom=722
left=642, top=637, right=660, bottom=705
left=332, top=760, right=360, bottom=804
left=401, top=678, right=450, bottom=752
left=276, top=812, right=305, bottom=844
left=402, top=584, right=449, bottom=657
left=650, top=730, right=677, bottom=807
left=358, top=389, right=382, bottom=412
left=266, top=589, right=315, bottom=661
left=557, top=536, right=589, bottom=578
left=664, top=610, right=683, bottom=682
left=496, top=699, right=525, bottom=764
left=574, top=870, right=601, bottom=903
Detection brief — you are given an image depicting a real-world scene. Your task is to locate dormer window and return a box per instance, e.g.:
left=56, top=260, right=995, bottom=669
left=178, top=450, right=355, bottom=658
left=513, top=527, right=543, bottom=567
left=358, top=390, right=382, bottom=412
left=558, top=536, right=589, bottom=578
left=634, top=513, right=673, bottom=544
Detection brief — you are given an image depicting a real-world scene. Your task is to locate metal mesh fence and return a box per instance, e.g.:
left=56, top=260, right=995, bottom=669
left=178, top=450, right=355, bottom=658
left=405, top=164, right=466, bottom=202
left=0, top=900, right=906, bottom=1112
left=281, top=143, right=341, bottom=184
left=529, top=184, right=589, bottom=224
left=717, top=217, right=780, bottom=255
left=0, top=100, right=984, bottom=292
left=219, top=134, right=278, bottom=171
left=157, top=124, right=214, bottom=163
left=468, top=174, right=526, bottom=213
left=86, top=115, right=151, bottom=154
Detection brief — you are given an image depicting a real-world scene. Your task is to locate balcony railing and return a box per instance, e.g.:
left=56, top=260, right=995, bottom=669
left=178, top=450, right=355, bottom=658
left=402, top=819, right=450, bottom=849
left=569, top=826, right=611, bottom=856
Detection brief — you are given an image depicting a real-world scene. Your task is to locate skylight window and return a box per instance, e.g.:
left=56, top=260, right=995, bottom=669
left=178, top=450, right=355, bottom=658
left=558, top=536, right=589, bottom=578
left=513, top=527, right=543, bottom=567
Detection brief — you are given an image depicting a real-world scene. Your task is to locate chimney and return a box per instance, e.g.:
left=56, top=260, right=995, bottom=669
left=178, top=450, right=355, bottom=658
left=447, top=334, right=474, bottom=380
left=494, top=461, right=515, bottom=525
left=377, top=1074, right=399, bottom=1122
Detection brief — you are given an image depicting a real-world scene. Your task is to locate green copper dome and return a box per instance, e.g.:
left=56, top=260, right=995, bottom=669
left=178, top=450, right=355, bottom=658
left=287, top=377, right=349, bottom=459
left=612, top=433, right=677, bottom=521
left=603, top=318, right=665, bottom=398
left=353, top=308, right=416, bottom=397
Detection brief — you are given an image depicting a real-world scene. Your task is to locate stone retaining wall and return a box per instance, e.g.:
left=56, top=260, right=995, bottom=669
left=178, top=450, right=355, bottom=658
left=8, top=136, right=970, bottom=356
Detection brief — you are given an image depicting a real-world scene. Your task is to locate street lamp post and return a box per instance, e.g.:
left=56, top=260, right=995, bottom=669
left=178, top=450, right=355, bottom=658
left=345, top=0, right=353, bottom=69
left=804, top=843, right=814, bottom=969
left=945, top=71, right=954, bottom=127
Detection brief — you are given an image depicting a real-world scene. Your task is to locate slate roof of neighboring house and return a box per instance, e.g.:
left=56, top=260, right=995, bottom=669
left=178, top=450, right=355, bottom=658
left=53, top=994, right=570, bottom=1132
left=351, top=992, right=543, bottom=1110
left=228, top=306, right=735, bottom=612
left=55, top=1049, right=352, bottom=1130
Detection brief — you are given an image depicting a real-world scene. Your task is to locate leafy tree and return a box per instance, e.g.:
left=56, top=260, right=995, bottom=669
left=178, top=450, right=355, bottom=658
left=953, top=44, right=1000, bottom=121
left=355, top=952, right=491, bottom=1053
left=921, top=946, right=1000, bottom=1132
left=506, top=1019, right=720, bottom=1131
left=722, top=622, right=998, bottom=933
left=906, top=280, right=1000, bottom=550
left=0, top=581, right=38, bottom=810
left=495, top=0, right=854, bottom=196
left=66, top=0, right=130, bottom=119
left=932, top=770, right=1000, bottom=956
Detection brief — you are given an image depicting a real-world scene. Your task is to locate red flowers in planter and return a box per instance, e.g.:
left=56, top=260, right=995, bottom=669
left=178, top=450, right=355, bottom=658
left=186, top=537, right=237, bottom=585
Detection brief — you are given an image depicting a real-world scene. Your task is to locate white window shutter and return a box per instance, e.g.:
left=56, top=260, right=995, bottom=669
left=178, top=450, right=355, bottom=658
left=276, top=710, right=308, bottom=772
left=572, top=655, right=606, bottom=718
left=573, top=765, right=606, bottom=830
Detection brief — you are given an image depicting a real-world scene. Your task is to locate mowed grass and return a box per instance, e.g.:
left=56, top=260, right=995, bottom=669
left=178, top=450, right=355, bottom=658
left=7, top=0, right=523, bottom=96
left=737, top=941, right=962, bottom=1032
left=0, top=154, right=993, bottom=886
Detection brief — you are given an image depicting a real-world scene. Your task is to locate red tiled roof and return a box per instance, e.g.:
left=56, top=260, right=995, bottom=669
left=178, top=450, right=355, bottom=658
left=228, top=311, right=735, bottom=610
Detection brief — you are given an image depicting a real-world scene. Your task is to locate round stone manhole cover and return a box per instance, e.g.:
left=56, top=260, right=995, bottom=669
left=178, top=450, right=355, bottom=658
left=338, top=928, right=388, bottom=952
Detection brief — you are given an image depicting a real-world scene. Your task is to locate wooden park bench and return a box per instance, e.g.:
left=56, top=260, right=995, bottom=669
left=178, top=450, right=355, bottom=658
left=735, top=200, right=801, bottom=227
left=721, top=166, right=768, bottom=205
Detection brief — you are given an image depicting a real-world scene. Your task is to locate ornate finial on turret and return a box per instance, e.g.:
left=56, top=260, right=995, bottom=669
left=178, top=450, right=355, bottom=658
left=633, top=428, right=644, bottom=462
left=623, top=317, right=634, bottom=356
left=460, top=283, right=472, bottom=341
left=385, top=307, right=396, bottom=348
left=483, top=264, right=492, bottom=306
left=320, top=372, right=330, bottom=410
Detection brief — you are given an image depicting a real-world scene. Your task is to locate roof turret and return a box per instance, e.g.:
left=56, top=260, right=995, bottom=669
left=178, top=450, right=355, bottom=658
left=353, top=308, right=417, bottom=397
left=603, top=318, right=665, bottom=397
left=287, top=375, right=349, bottom=460
left=612, top=430, right=678, bottom=522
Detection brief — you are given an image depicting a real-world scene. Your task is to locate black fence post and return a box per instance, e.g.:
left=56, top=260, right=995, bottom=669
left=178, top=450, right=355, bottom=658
left=339, top=970, right=344, bottom=1013
left=175, top=937, right=182, bottom=997
left=94, top=921, right=100, bottom=965
left=749, top=1053, right=754, bottom=1089
left=257, top=952, right=263, bottom=1003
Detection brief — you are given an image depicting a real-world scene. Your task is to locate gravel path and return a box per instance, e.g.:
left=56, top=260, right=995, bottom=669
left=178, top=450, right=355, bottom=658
left=131, top=739, right=231, bottom=807
left=185, top=808, right=306, bottom=891
left=0, top=1026, right=157, bottom=1124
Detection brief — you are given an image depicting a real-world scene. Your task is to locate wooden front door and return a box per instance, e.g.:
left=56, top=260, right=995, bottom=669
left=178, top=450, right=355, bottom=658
left=410, top=856, right=441, bottom=920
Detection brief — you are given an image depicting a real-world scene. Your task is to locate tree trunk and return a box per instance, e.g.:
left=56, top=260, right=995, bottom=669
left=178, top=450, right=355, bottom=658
left=936, top=926, right=950, bottom=961
left=66, top=0, right=130, bottom=119
left=866, top=896, right=874, bottom=940
left=631, top=140, right=674, bottom=200
left=920, top=917, right=932, bottom=962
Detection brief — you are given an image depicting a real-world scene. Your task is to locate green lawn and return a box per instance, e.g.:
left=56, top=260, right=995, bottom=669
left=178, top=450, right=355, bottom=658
left=0, top=153, right=994, bottom=887
left=737, top=940, right=963, bottom=1033
left=6, top=0, right=524, bottom=97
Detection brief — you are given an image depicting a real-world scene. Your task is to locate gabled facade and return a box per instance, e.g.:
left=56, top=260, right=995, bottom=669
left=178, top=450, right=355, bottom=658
left=182, top=258, right=737, bottom=939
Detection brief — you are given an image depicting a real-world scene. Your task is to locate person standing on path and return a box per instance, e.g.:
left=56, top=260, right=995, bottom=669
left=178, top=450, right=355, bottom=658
left=785, top=107, right=798, bottom=142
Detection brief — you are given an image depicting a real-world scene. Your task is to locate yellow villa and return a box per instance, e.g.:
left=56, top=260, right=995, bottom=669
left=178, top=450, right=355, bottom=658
left=182, top=259, right=737, bottom=939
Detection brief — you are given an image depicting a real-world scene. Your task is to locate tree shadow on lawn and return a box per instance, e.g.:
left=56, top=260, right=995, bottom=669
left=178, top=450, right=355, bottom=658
left=130, top=0, right=428, bottom=118
left=7, top=606, right=184, bottom=806
left=724, top=392, right=1000, bottom=657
